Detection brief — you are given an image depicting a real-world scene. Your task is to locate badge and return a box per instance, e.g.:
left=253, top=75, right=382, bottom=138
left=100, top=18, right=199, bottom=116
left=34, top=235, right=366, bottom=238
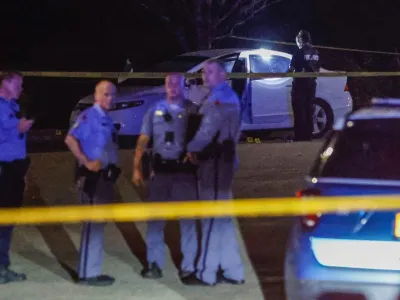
left=178, top=113, right=183, bottom=118
left=155, top=110, right=163, bottom=116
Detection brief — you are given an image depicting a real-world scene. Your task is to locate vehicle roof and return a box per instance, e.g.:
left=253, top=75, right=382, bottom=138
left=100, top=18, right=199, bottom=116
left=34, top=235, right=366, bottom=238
left=333, top=105, right=400, bottom=130
left=179, top=48, right=292, bottom=59
left=349, top=106, right=400, bottom=120
left=180, top=48, right=252, bottom=57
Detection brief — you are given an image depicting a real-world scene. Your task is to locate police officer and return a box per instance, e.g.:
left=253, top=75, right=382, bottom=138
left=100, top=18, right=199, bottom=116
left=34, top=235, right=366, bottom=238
left=65, top=80, right=120, bottom=286
left=132, top=73, right=198, bottom=280
left=0, top=72, right=33, bottom=284
left=288, top=30, right=320, bottom=141
left=182, top=60, right=245, bottom=286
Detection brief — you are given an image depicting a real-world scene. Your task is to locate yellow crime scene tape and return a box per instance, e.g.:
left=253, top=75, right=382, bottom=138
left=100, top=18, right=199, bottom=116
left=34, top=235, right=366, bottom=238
left=0, top=196, right=400, bottom=225
left=229, top=35, right=400, bottom=56
left=2, top=70, right=400, bottom=79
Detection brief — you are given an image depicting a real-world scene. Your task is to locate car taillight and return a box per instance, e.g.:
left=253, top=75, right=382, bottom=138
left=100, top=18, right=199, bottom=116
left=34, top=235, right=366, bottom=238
left=344, top=82, right=349, bottom=92
left=296, top=188, right=321, bottom=229
left=112, top=100, right=144, bottom=111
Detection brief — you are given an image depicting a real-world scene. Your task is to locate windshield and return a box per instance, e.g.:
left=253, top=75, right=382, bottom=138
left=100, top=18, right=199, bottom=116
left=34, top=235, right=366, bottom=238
left=310, top=118, right=400, bottom=180
left=118, top=55, right=209, bottom=87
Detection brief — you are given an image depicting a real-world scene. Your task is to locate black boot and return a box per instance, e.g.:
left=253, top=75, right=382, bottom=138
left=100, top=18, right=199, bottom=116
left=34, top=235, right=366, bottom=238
left=141, top=262, right=163, bottom=279
left=78, top=274, right=115, bottom=286
left=0, top=266, right=27, bottom=284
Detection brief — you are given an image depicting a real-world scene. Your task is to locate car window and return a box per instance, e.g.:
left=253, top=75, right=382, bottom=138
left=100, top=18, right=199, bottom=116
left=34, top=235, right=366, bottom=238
left=221, top=60, right=235, bottom=72
left=249, top=54, right=290, bottom=74
left=310, top=119, right=400, bottom=180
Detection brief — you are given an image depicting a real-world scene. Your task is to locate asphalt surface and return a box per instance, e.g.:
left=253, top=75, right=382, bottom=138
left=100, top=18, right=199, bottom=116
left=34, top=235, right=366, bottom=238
left=1, top=138, right=324, bottom=300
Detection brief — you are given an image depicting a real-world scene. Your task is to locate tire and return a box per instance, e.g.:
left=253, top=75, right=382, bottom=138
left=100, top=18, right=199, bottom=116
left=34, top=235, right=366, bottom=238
left=311, top=98, right=334, bottom=139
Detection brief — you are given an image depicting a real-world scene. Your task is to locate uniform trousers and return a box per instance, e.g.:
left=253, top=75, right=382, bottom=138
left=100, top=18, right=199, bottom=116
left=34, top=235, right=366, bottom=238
left=146, top=172, right=198, bottom=272
left=0, top=158, right=30, bottom=268
left=195, top=158, right=244, bottom=285
left=291, top=79, right=317, bottom=141
left=77, top=175, right=114, bottom=279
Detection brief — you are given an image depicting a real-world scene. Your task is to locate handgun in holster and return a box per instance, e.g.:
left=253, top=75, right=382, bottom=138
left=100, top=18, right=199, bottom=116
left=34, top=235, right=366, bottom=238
left=75, top=163, right=121, bottom=187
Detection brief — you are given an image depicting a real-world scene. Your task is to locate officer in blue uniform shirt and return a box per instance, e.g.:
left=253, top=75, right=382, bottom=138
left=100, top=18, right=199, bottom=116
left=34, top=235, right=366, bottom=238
left=182, top=60, right=245, bottom=286
left=132, top=73, right=198, bottom=280
left=0, top=72, right=33, bottom=284
left=65, top=80, right=120, bottom=286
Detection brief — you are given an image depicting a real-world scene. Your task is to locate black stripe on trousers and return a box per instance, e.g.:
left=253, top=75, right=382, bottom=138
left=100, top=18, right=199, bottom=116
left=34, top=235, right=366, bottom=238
left=200, top=157, right=219, bottom=282
left=81, top=179, right=96, bottom=279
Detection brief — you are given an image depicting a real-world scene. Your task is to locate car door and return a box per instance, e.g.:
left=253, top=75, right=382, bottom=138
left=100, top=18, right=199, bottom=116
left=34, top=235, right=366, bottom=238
left=186, top=53, right=240, bottom=105
left=249, top=54, right=292, bottom=127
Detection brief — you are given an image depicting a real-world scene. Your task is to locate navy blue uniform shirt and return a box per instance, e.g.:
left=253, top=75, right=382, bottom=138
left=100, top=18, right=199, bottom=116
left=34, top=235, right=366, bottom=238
left=0, top=97, right=26, bottom=162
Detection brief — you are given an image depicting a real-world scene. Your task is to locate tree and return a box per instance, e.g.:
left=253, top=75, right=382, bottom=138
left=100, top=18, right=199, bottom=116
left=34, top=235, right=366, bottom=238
left=138, top=0, right=283, bottom=51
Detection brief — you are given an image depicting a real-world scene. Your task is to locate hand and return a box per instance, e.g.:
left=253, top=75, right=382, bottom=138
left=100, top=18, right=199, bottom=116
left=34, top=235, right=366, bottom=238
left=17, top=118, right=34, bottom=133
left=132, top=168, right=144, bottom=186
left=85, top=160, right=101, bottom=172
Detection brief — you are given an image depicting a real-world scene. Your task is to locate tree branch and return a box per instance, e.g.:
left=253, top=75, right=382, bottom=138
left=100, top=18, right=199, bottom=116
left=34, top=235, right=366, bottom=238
left=212, top=0, right=283, bottom=42
left=138, top=1, right=171, bottom=22
left=216, top=0, right=246, bottom=27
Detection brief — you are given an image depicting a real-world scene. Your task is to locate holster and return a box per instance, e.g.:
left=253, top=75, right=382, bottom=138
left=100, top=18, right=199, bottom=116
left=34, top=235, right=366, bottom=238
left=75, top=164, right=121, bottom=184
left=102, top=164, right=121, bottom=183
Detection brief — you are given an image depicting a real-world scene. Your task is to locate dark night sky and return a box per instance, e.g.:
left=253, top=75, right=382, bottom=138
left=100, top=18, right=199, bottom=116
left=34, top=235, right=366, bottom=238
left=0, top=0, right=398, bottom=128
left=2, top=0, right=399, bottom=70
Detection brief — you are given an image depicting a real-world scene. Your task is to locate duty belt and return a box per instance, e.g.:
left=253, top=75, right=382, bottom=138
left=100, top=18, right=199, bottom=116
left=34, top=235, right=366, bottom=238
left=152, top=154, right=196, bottom=173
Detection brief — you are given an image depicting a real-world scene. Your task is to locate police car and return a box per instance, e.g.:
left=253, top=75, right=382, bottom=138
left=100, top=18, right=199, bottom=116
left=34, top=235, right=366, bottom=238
left=285, top=98, right=400, bottom=300
left=69, top=48, right=352, bottom=142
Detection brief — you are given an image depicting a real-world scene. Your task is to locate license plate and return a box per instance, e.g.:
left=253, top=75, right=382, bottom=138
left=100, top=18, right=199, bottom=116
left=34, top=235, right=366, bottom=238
left=394, top=213, right=400, bottom=238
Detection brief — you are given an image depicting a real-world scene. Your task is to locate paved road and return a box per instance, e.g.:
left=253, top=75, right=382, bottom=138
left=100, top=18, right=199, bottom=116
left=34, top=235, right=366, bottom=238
left=1, top=140, right=323, bottom=300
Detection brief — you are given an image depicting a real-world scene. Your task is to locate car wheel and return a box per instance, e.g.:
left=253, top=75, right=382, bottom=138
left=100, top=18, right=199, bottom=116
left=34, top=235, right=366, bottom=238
left=311, top=98, right=334, bottom=139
